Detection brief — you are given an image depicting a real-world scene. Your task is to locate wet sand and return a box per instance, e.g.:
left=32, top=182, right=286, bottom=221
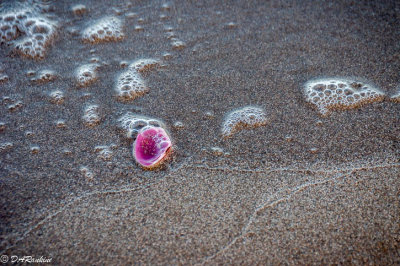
left=1, top=0, right=399, bottom=264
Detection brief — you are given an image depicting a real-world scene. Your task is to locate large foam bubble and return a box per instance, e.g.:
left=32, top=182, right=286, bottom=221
left=0, top=8, right=57, bottom=59
left=222, top=106, right=268, bottom=138
left=82, top=16, right=124, bottom=43
left=115, top=59, right=160, bottom=101
left=303, top=78, right=385, bottom=116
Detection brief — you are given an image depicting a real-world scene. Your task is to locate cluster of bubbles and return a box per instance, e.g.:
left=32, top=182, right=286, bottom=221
left=115, top=59, right=160, bottom=101
left=3, top=95, right=23, bottom=112
left=82, top=105, right=101, bottom=127
left=81, top=16, right=124, bottom=43
left=221, top=106, right=268, bottom=138
left=0, top=8, right=57, bottom=58
left=303, top=78, right=385, bottom=116
left=75, top=63, right=99, bottom=87
left=118, top=112, right=164, bottom=140
left=31, top=69, right=56, bottom=83
left=48, top=90, right=65, bottom=104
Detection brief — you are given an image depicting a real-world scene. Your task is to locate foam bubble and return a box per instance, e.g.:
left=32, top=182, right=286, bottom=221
left=0, top=8, right=57, bottom=59
left=129, top=59, right=160, bottom=73
left=118, top=112, right=164, bottom=140
left=79, top=166, right=94, bottom=179
left=0, top=122, right=6, bottom=132
left=115, top=59, right=159, bottom=101
left=222, top=106, right=268, bottom=138
left=0, top=74, right=9, bottom=83
left=303, top=78, right=385, bottom=116
left=173, top=121, right=184, bottom=130
left=72, top=4, right=87, bottom=16
left=210, top=147, right=224, bottom=156
left=32, top=69, right=56, bottom=83
left=75, top=63, right=99, bottom=87
left=83, top=105, right=101, bottom=127
left=390, top=90, right=400, bottom=102
left=94, top=145, right=113, bottom=161
left=82, top=16, right=124, bottom=43
left=171, top=40, right=185, bottom=50
left=49, top=90, right=64, bottom=104
left=30, top=145, right=40, bottom=154
left=0, top=142, right=13, bottom=153
left=55, top=119, right=66, bottom=128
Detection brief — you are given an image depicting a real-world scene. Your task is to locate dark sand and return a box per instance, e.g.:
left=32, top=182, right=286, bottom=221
left=0, top=0, right=399, bottom=264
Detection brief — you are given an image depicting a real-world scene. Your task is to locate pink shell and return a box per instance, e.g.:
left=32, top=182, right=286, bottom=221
left=133, top=126, right=172, bottom=168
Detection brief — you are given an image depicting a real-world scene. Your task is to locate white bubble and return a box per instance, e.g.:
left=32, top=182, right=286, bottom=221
left=82, top=16, right=124, bottom=43
left=0, top=142, right=13, bottom=153
left=49, top=90, right=64, bottom=104
left=83, top=104, right=101, bottom=127
left=222, top=106, right=268, bottom=138
left=80, top=166, right=94, bottom=179
left=115, top=58, right=160, bottom=101
left=118, top=112, right=164, bottom=140
left=94, top=145, right=113, bottom=161
left=33, top=69, right=56, bottom=83
left=71, top=4, right=87, bottom=15
left=303, top=78, right=385, bottom=116
left=0, top=8, right=57, bottom=59
left=390, top=89, right=400, bottom=102
left=75, top=63, right=99, bottom=87
left=0, top=74, right=9, bottom=83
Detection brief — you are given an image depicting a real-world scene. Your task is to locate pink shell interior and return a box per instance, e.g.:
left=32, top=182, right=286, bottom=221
left=134, top=126, right=172, bottom=168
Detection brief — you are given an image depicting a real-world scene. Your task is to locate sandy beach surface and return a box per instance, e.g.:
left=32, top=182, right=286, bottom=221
left=0, top=0, right=399, bottom=264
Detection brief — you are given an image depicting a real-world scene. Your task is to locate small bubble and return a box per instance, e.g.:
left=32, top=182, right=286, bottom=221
left=162, top=52, right=172, bottom=60
left=0, top=74, right=9, bottom=83
left=83, top=105, right=101, bottom=127
left=49, top=90, right=65, bottom=104
left=71, top=4, right=87, bottom=16
left=173, top=121, right=184, bottom=129
left=204, top=111, right=214, bottom=119
left=26, top=70, right=36, bottom=76
left=134, top=25, right=144, bottom=31
left=0, top=122, right=6, bottom=132
left=172, top=40, right=186, bottom=50
left=210, top=147, right=224, bottom=156
left=120, top=60, right=128, bottom=67
left=285, top=135, right=293, bottom=142
left=55, top=119, right=66, bottom=128
left=25, top=131, right=34, bottom=137
left=161, top=3, right=171, bottom=11
left=30, top=145, right=40, bottom=154
left=0, top=142, right=13, bottom=153
left=80, top=166, right=94, bottom=179
left=62, top=148, right=72, bottom=156
left=126, top=12, right=137, bottom=19
left=224, top=22, right=237, bottom=29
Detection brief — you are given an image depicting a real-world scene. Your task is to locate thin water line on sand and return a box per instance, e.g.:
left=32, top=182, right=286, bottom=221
left=1, top=161, right=398, bottom=254
left=199, top=162, right=400, bottom=265
left=0, top=159, right=190, bottom=254
left=189, top=161, right=400, bottom=175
